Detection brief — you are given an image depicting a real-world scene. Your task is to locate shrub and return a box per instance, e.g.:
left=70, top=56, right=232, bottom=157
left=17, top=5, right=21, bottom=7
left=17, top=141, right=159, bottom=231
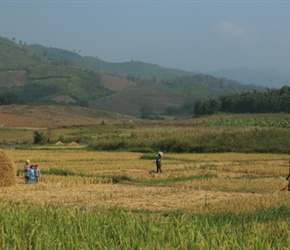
left=33, top=130, right=47, bottom=145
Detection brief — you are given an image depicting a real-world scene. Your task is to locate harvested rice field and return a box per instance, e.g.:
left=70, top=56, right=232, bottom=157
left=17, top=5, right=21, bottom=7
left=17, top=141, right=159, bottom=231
left=2, top=149, right=290, bottom=213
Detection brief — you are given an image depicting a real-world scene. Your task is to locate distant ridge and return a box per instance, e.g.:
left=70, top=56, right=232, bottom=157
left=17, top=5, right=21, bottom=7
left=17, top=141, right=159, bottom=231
left=208, top=68, right=290, bottom=88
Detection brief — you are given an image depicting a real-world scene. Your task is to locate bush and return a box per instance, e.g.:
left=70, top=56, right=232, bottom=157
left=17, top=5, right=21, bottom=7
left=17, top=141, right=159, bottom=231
left=33, top=130, right=47, bottom=145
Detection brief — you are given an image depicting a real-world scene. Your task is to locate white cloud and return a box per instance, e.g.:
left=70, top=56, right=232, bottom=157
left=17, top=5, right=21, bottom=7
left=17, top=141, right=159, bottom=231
left=215, top=21, right=249, bottom=40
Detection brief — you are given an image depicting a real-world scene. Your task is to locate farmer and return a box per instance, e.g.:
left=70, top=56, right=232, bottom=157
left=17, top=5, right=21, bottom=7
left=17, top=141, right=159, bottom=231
left=156, top=151, right=163, bottom=173
left=281, top=164, right=290, bottom=191
left=24, top=159, right=31, bottom=184
left=286, top=165, right=290, bottom=191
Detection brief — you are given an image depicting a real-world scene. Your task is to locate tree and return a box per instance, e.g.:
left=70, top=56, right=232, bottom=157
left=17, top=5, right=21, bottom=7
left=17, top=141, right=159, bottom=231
left=208, top=99, right=222, bottom=114
left=140, top=105, right=153, bottom=119
left=33, top=131, right=47, bottom=145
left=0, top=92, right=19, bottom=105
left=194, top=100, right=204, bottom=116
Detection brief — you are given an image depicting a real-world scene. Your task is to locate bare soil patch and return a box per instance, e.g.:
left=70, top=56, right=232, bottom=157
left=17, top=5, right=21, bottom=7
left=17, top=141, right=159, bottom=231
left=0, top=105, right=134, bottom=127
left=101, top=75, right=137, bottom=91
left=0, top=70, right=28, bottom=87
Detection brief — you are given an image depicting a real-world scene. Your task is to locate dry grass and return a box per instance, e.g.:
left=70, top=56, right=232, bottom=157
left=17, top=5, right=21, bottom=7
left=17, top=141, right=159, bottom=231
left=0, top=105, right=135, bottom=128
left=101, top=75, right=137, bottom=91
left=1, top=150, right=290, bottom=213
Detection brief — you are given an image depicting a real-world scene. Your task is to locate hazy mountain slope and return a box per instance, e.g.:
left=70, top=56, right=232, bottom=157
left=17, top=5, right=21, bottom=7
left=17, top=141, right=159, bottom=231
left=208, top=68, right=290, bottom=88
left=90, top=83, right=189, bottom=116
left=100, top=75, right=137, bottom=91
left=28, top=44, right=194, bottom=81
left=162, top=74, right=266, bottom=99
left=94, top=74, right=267, bottom=116
left=0, top=36, right=269, bottom=117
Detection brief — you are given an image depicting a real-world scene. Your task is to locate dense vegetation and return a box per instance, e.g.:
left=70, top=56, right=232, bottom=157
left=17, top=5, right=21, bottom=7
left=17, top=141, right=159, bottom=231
left=194, top=85, right=290, bottom=115
left=0, top=92, right=19, bottom=105
left=86, top=125, right=290, bottom=154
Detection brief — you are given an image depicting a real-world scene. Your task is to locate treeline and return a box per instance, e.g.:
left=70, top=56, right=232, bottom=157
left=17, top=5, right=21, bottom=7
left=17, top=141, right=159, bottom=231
left=0, top=92, right=19, bottom=105
left=194, top=85, right=290, bottom=115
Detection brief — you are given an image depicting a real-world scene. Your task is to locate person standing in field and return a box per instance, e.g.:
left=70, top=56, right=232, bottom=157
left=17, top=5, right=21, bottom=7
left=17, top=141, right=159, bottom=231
left=156, top=151, right=163, bottom=173
left=281, top=164, right=290, bottom=191
left=285, top=165, right=290, bottom=191
left=34, top=164, right=41, bottom=183
left=24, top=159, right=31, bottom=184
left=29, top=165, right=35, bottom=184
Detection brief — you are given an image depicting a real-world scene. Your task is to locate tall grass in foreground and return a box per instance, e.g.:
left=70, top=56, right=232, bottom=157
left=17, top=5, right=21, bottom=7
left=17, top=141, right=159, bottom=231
left=1, top=201, right=290, bottom=250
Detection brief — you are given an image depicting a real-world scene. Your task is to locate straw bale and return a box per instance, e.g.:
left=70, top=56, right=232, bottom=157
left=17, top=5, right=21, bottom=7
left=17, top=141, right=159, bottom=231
left=55, top=141, right=63, bottom=145
left=68, top=142, right=80, bottom=146
left=0, top=149, right=17, bottom=187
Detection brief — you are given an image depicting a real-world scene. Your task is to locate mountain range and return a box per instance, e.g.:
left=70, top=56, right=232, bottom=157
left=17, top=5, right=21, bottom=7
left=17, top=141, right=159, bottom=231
left=208, top=68, right=290, bottom=88
left=0, top=36, right=269, bottom=117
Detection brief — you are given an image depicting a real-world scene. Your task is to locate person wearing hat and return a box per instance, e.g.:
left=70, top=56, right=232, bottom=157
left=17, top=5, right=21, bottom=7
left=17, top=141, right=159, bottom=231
left=156, top=152, right=163, bottom=173
left=23, top=159, right=31, bottom=184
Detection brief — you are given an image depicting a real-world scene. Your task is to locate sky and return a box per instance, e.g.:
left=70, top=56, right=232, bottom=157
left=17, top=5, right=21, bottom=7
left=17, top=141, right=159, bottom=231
left=1, top=0, right=290, bottom=73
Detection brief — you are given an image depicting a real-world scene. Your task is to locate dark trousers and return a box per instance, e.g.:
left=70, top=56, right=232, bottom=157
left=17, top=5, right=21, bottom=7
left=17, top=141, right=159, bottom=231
left=156, top=162, right=162, bottom=173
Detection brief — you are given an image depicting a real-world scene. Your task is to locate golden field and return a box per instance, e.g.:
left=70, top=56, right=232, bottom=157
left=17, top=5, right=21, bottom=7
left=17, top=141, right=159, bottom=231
left=2, top=149, right=290, bottom=214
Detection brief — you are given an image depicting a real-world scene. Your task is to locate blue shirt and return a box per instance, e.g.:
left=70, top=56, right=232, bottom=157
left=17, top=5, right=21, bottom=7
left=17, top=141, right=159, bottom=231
left=156, top=154, right=161, bottom=163
left=29, top=169, right=35, bottom=178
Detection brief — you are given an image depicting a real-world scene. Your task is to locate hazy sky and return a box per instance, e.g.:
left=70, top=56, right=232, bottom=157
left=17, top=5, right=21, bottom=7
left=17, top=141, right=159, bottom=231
left=1, top=0, right=290, bottom=72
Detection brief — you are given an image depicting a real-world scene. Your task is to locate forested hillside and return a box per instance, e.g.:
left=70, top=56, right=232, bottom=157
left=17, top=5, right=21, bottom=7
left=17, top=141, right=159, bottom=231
left=28, top=44, right=193, bottom=81
left=0, top=37, right=111, bottom=106
left=0, top=36, right=268, bottom=117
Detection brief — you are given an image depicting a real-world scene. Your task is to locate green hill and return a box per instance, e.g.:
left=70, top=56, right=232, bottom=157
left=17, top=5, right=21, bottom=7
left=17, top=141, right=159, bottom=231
left=0, top=36, right=267, bottom=117
left=161, top=74, right=263, bottom=99
left=28, top=44, right=193, bottom=81
left=0, top=37, right=112, bottom=106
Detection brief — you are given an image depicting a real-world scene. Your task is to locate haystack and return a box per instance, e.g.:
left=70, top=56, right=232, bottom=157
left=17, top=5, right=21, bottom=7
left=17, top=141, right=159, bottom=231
left=68, top=141, right=80, bottom=146
left=0, top=149, right=17, bottom=187
left=55, top=141, right=64, bottom=146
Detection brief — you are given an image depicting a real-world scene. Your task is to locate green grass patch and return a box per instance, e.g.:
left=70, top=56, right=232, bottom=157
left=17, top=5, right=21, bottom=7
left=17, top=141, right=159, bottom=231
left=147, top=173, right=217, bottom=185
left=199, top=163, right=218, bottom=169
left=233, top=175, right=283, bottom=180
